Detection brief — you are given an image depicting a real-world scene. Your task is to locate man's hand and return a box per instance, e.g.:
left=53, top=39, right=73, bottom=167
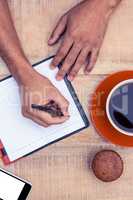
left=48, top=0, right=121, bottom=81
left=19, top=69, right=69, bottom=127
left=0, top=0, right=70, bottom=128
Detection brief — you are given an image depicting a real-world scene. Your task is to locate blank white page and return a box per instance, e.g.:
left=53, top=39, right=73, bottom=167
left=0, top=58, right=88, bottom=162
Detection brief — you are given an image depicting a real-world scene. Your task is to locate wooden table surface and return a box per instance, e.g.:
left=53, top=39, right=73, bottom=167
left=0, top=0, right=133, bottom=200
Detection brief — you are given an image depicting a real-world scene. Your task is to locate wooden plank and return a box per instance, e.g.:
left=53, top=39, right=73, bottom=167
left=2, top=145, right=133, bottom=200
left=0, top=0, right=133, bottom=77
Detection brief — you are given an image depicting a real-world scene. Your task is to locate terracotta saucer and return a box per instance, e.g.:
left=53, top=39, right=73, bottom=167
left=90, top=71, right=133, bottom=147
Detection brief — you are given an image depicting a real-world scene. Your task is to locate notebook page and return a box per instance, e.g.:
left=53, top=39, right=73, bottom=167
left=0, top=58, right=86, bottom=162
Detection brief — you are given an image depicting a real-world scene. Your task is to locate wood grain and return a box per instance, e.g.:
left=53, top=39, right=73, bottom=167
left=0, top=0, right=133, bottom=77
left=0, top=0, right=133, bottom=200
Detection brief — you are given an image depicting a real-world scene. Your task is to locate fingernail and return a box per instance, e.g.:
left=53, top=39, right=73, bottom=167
left=56, top=75, right=62, bottom=81
left=48, top=37, right=54, bottom=45
left=63, top=111, right=70, bottom=117
left=48, top=40, right=51, bottom=45
left=84, top=70, right=90, bottom=75
left=50, top=63, right=55, bottom=69
left=68, top=76, right=74, bottom=81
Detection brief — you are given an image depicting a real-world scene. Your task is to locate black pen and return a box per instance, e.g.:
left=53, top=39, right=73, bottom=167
left=32, top=104, right=50, bottom=112
left=31, top=102, right=64, bottom=117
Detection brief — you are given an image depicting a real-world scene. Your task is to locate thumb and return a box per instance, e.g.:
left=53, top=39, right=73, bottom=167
left=55, top=95, right=70, bottom=117
left=48, top=14, right=67, bottom=45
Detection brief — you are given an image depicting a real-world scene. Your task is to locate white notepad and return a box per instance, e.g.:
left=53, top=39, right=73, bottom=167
left=0, top=57, right=89, bottom=164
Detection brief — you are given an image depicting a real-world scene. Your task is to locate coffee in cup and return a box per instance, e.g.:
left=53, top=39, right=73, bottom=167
left=106, top=79, right=133, bottom=136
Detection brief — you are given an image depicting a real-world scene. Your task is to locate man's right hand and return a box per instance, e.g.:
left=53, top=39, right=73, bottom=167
left=19, top=69, right=70, bottom=127
left=0, top=0, right=70, bottom=128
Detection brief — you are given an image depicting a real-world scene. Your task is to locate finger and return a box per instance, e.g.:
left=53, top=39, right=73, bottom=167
left=31, top=106, right=69, bottom=125
left=48, top=14, right=68, bottom=45
left=24, top=112, right=49, bottom=127
left=68, top=47, right=91, bottom=81
left=34, top=110, right=69, bottom=125
left=30, top=117, right=49, bottom=127
left=50, top=36, right=73, bottom=69
left=84, top=48, right=99, bottom=74
left=56, top=43, right=82, bottom=80
left=53, top=94, right=70, bottom=116
left=28, top=108, right=50, bottom=126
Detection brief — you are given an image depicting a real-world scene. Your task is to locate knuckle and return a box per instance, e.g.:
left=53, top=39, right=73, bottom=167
left=45, top=120, right=52, bottom=125
left=97, top=34, right=103, bottom=41
left=92, top=41, right=98, bottom=48
left=81, top=40, right=90, bottom=47
left=87, top=39, right=94, bottom=46
left=90, top=38, right=100, bottom=47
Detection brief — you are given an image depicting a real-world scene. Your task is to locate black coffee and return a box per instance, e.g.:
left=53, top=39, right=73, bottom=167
left=109, top=81, right=133, bottom=134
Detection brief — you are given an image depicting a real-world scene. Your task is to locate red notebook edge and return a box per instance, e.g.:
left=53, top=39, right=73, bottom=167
left=0, top=139, right=29, bottom=165
left=0, top=139, right=11, bottom=165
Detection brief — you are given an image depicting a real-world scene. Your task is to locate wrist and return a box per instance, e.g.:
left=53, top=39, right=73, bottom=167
left=83, top=0, right=122, bottom=19
left=6, top=56, right=35, bottom=86
left=15, top=63, right=35, bottom=86
left=101, top=0, right=122, bottom=16
left=1, top=50, right=34, bottom=85
left=15, top=62, right=48, bottom=87
left=108, top=0, right=122, bottom=8
left=85, top=0, right=122, bottom=18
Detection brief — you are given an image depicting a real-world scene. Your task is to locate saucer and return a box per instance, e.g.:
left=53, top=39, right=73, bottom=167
left=90, top=71, right=133, bottom=147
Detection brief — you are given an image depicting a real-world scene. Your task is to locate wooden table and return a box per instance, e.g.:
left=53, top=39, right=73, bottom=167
left=0, top=0, right=133, bottom=199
